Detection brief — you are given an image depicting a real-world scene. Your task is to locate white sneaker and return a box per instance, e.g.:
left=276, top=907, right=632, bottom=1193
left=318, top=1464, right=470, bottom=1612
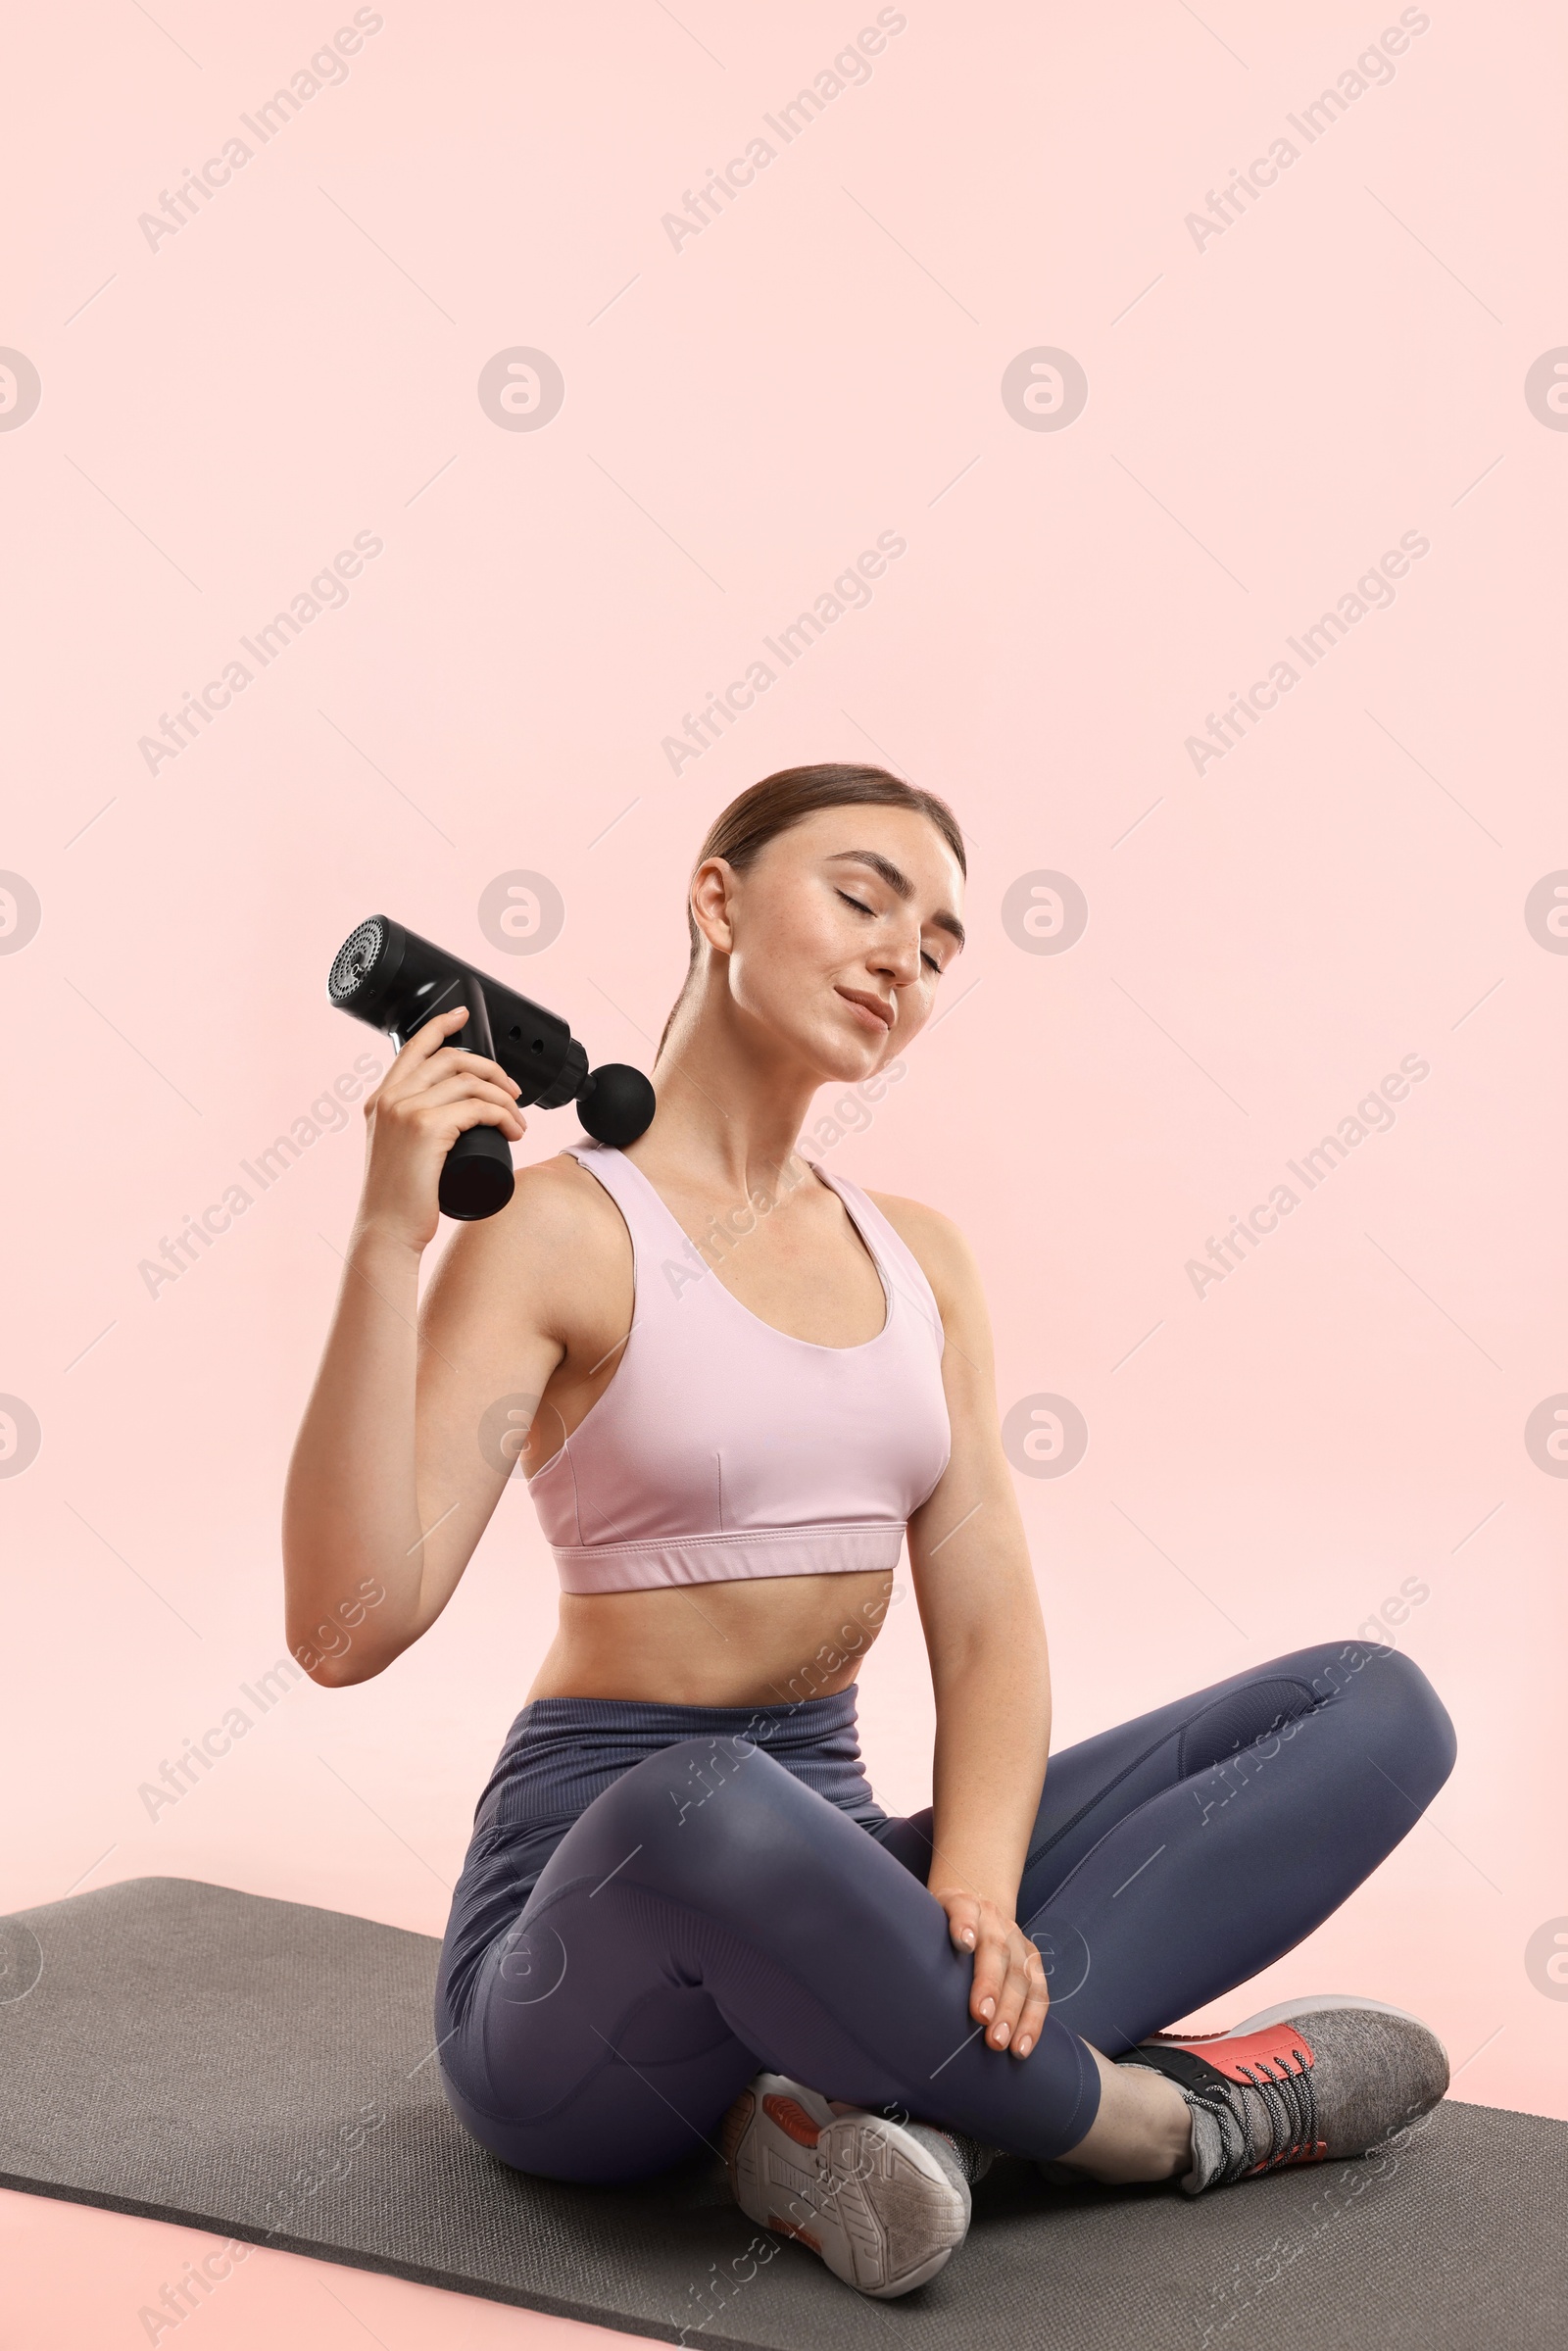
left=720, top=2070, right=972, bottom=2298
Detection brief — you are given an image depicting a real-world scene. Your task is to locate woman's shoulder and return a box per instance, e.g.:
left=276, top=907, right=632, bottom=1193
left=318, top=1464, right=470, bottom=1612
left=432, top=1148, right=633, bottom=1355
left=507, top=1149, right=629, bottom=1249
left=445, top=1148, right=628, bottom=1288
left=859, top=1187, right=982, bottom=1315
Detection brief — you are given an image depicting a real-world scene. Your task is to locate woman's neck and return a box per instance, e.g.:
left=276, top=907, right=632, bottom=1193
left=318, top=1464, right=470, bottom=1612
left=637, top=987, right=825, bottom=1206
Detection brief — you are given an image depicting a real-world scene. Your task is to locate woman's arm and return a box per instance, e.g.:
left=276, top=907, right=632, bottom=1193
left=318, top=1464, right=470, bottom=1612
left=876, top=1193, right=1054, bottom=2060
left=281, top=1006, right=565, bottom=1686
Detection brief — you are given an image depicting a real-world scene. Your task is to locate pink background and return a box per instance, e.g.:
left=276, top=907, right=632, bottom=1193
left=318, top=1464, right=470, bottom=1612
left=4, top=1, right=1565, bottom=2340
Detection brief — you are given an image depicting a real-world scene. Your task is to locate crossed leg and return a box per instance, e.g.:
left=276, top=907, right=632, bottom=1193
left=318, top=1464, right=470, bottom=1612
left=434, top=1641, right=1454, bottom=2185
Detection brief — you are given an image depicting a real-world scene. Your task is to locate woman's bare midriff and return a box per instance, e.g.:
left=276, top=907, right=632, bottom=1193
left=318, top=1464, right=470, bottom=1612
left=513, top=1151, right=911, bottom=1708
left=524, top=1565, right=897, bottom=1707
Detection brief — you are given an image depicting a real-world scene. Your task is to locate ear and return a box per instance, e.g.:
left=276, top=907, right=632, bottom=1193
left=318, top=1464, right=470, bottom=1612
left=689, top=856, right=738, bottom=956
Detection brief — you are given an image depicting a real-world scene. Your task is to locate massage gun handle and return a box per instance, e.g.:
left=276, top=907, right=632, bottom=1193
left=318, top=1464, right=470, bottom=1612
left=434, top=972, right=517, bottom=1222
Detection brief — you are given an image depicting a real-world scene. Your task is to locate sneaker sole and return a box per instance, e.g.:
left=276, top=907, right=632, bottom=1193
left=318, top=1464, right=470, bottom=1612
left=722, top=2073, right=969, bottom=2299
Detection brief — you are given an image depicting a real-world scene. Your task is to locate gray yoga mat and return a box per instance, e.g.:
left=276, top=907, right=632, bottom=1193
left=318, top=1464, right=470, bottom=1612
left=0, top=1876, right=1562, bottom=2349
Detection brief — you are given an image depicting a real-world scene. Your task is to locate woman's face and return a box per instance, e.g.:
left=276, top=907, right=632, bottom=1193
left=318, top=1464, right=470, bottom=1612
left=693, top=805, right=966, bottom=1080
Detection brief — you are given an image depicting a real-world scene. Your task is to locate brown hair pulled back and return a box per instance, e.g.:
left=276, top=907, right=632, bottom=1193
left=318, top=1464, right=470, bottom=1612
left=654, top=762, right=965, bottom=1060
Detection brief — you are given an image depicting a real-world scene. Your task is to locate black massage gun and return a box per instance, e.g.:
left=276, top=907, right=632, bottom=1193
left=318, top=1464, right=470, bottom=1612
left=326, top=914, right=656, bottom=1220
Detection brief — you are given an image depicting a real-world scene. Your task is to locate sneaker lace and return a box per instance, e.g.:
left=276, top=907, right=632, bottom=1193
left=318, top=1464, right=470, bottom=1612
left=1241, top=2049, right=1316, bottom=2172
left=1204, top=2044, right=1316, bottom=2183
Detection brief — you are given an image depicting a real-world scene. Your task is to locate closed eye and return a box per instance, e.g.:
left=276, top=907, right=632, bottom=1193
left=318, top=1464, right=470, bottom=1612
left=837, top=888, right=945, bottom=976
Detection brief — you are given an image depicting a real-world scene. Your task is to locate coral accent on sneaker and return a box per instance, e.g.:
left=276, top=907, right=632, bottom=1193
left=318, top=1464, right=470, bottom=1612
left=1195, top=2023, right=1319, bottom=2082
left=1250, top=2138, right=1327, bottom=2172
left=764, top=2092, right=826, bottom=2147
left=771, top=2215, right=823, bottom=2250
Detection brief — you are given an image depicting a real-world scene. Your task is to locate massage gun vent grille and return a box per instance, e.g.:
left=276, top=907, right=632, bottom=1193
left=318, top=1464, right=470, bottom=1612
left=328, top=917, right=388, bottom=1006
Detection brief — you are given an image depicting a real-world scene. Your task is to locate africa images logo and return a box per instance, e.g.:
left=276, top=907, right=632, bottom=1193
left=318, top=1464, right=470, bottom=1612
left=0, top=349, right=41, bottom=430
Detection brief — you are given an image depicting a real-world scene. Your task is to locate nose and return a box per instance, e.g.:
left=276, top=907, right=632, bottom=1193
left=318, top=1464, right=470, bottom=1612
left=868, top=920, right=923, bottom=988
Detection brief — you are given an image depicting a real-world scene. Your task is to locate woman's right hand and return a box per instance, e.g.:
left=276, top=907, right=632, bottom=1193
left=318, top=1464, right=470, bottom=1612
left=357, top=1006, right=526, bottom=1253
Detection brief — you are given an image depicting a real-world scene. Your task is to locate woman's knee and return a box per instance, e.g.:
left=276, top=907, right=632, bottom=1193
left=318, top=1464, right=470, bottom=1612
left=1381, top=1646, right=1457, bottom=1791
left=1320, top=1640, right=1457, bottom=1796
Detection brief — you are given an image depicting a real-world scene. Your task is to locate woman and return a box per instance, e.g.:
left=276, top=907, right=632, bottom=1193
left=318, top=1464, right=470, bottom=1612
left=282, top=762, right=1457, bottom=2302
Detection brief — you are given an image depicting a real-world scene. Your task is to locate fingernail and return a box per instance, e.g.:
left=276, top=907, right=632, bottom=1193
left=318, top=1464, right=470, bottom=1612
left=979, top=1996, right=995, bottom=2019
left=962, top=1929, right=975, bottom=1947
left=1017, top=2035, right=1032, bottom=2055
left=995, top=2022, right=1010, bottom=2046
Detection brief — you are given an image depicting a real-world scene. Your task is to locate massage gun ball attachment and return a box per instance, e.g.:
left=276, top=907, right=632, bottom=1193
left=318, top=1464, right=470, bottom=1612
left=326, top=914, right=656, bottom=1221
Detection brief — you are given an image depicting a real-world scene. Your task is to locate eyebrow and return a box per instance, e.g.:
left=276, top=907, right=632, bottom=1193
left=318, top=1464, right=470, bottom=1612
left=825, top=849, right=966, bottom=951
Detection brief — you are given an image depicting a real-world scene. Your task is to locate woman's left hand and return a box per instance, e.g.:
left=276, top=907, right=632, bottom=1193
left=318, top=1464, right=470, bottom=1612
left=930, top=1886, right=1050, bottom=2059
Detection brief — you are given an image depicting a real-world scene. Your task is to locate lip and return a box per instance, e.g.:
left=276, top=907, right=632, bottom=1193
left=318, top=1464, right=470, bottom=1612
left=836, top=987, right=895, bottom=1033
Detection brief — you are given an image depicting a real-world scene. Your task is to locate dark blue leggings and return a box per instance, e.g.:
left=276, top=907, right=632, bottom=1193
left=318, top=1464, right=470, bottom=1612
left=434, top=1640, right=1455, bottom=2183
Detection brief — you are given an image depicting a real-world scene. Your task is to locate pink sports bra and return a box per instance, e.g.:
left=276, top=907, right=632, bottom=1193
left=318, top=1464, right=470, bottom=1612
left=525, top=1138, right=952, bottom=1593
